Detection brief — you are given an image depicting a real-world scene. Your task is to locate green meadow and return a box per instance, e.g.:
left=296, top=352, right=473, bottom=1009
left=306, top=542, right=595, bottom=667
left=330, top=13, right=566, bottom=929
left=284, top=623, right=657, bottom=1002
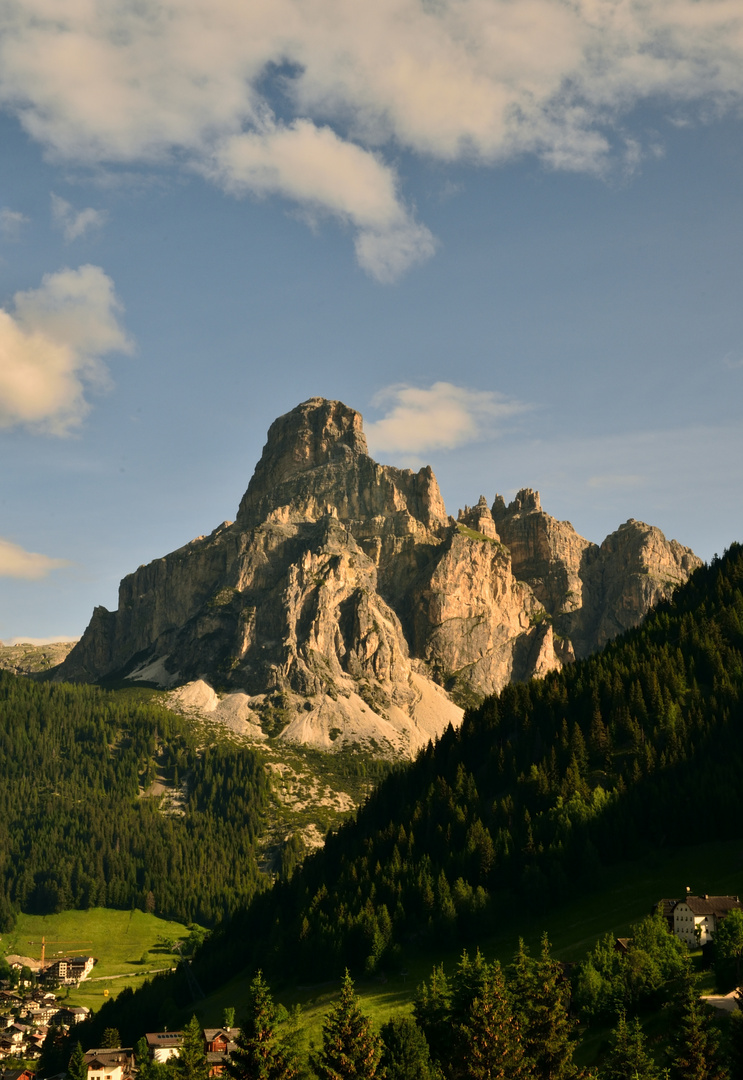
left=3, top=908, right=191, bottom=1010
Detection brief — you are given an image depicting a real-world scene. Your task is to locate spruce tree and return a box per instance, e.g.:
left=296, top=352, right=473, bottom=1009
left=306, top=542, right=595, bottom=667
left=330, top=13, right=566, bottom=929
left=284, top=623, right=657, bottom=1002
left=315, top=971, right=383, bottom=1080
left=669, top=972, right=729, bottom=1080
left=459, top=961, right=527, bottom=1080
left=68, top=1041, right=88, bottom=1080
left=604, top=1012, right=660, bottom=1080
left=134, top=1037, right=153, bottom=1080
left=226, top=971, right=297, bottom=1080
left=509, top=934, right=577, bottom=1080
left=172, top=1015, right=209, bottom=1080
left=414, top=962, right=452, bottom=1067
left=380, top=1014, right=434, bottom=1080
left=101, top=1028, right=122, bottom=1049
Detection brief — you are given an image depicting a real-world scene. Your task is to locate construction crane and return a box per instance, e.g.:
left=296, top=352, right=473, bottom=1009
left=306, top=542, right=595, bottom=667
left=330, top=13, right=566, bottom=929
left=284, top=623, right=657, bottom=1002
left=27, top=937, right=93, bottom=967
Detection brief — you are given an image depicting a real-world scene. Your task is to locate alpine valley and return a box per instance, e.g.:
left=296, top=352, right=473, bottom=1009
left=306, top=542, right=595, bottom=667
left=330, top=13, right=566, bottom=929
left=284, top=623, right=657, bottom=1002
left=4, top=399, right=743, bottom=1080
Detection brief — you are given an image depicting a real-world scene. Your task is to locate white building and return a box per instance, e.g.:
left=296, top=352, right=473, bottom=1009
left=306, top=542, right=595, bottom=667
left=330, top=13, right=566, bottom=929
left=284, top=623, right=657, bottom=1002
left=672, top=894, right=743, bottom=946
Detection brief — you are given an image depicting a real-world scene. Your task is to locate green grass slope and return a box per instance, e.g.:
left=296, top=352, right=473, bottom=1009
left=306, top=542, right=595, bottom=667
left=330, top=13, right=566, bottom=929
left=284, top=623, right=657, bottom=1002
left=3, top=908, right=192, bottom=1008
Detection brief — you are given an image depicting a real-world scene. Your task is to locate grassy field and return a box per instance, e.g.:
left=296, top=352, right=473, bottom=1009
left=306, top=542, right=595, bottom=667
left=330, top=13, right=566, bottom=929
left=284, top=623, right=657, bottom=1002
left=3, top=909, right=192, bottom=1010
left=185, top=836, right=743, bottom=1059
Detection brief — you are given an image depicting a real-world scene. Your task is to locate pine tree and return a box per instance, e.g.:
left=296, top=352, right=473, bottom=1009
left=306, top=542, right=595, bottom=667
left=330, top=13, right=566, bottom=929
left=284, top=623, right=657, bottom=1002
left=380, top=1014, right=434, bottom=1080
left=604, top=1011, right=660, bottom=1080
left=459, top=961, right=527, bottom=1080
left=414, top=962, right=452, bottom=1068
left=101, top=1028, right=122, bottom=1049
left=509, top=934, right=577, bottom=1080
left=68, top=1041, right=88, bottom=1080
left=134, top=1037, right=154, bottom=1080
left=670, top=972, right=729, bottom=1080
left=172, top=1015, right=210, bottom=1080
left=227, top=971, right=297, bottom=1080
left=315, top=971, right=383, bottom=1080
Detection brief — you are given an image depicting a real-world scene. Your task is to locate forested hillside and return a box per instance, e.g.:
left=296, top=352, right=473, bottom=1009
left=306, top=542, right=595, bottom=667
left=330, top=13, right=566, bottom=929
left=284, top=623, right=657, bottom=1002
left=143, top=542, right=743, bottom=1010
left=0, top=677, right=271, bottom=927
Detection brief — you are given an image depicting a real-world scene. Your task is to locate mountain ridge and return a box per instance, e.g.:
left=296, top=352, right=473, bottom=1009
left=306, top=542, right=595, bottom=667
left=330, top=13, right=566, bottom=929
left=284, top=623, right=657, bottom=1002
left=58, top=397, right=701, bottom=756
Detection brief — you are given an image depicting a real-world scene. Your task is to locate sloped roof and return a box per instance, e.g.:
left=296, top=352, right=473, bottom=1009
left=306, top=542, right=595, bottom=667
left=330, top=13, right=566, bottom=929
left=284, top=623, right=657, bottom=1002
left=682, top=895, right=742, bottom=916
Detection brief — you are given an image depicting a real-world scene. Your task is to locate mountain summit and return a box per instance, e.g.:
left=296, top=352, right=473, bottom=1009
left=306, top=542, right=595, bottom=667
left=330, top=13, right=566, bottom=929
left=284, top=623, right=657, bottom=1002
left=58, top=398, right=701, bottom=756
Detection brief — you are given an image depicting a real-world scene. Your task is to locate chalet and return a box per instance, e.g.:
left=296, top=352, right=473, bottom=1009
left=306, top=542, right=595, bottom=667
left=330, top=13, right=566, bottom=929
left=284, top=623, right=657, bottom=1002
left=25, top=1006, right=56, bottom=1026
left=1, top=1068, right=35, bottom=1080
left=51, top=1006, right=89, bottom=1028
left=203, top=1029, right=239, bottom=1076
left=144, top=1034, right=182, bottom=1063
left=672, top=894, right=743, bottom=946
left=83, top=1048, right=135, bottom=1080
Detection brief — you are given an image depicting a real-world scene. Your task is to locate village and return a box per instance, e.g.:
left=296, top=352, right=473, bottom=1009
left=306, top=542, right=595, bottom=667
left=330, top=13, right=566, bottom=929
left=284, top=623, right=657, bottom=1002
left=0, top=891, right=741, bottom=1080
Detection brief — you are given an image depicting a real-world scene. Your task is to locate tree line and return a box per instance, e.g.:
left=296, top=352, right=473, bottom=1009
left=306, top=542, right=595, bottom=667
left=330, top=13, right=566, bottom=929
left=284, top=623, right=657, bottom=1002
left=0, top=676, right=272, bottom=927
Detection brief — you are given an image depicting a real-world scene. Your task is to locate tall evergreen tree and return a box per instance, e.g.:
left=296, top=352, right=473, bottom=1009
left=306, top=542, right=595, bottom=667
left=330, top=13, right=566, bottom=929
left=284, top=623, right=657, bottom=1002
left=459, top=962, right=527, bottom=1080
left=414, top=962, right=452, bottom=1067
left=509, top=934, right=577, bottom=1080
left=604, top=1012, right=660, bottom=1080
left=669, top=973, right=729, bottom=1080
left=134, top=1037, right=154, bottom=1080
left=380, top=1014, right=434, bottom=1080
left=226, top=971, right=297, bottom=1080
left=68, top=1041, right=88, bottom=1080
left=172, top=1016, right=209, bottom=1080
left=315, top=971, right=383, bottom=1080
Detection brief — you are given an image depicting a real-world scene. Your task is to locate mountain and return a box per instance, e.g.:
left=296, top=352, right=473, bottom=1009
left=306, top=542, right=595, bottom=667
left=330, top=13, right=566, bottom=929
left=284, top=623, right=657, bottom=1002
left=0, top=639, right=77, bottom=675
left=58, top=397, right=700, bottom=756
left=84, top=542, right=743, bottom=1044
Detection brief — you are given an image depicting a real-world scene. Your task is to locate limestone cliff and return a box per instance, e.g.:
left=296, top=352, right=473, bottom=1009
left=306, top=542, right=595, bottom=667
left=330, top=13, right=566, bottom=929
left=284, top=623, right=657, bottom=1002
left=58, top=398, right=702, bottom=755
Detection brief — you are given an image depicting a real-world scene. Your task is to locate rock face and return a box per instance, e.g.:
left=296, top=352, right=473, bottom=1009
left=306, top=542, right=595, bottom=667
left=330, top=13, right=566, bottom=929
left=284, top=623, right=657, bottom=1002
left=0, top=639, right=77, bottom=676
left=58, top=398, right=702, bottom=756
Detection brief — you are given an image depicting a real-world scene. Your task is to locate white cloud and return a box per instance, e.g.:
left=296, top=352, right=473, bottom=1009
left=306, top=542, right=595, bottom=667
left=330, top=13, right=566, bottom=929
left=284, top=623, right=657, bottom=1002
left=0, top=1, right=742, bottom=274
left=723, top=351, right=743, bottom=369
left=0, top=207, right=29, bottom=240
left=0, top=264, right=133, bottom=434
left=208, top=119, right=435, bottom=281
left=0, top=538, right=69, bottom=579
left=51, top=193, right=107, bottom=240
left=365, top=381, right=529, bottom=455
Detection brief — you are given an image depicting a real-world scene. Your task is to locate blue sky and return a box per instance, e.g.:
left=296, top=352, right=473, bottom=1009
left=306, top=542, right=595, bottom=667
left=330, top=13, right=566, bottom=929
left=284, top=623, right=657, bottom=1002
left=0, top=0, right=741, bottom=642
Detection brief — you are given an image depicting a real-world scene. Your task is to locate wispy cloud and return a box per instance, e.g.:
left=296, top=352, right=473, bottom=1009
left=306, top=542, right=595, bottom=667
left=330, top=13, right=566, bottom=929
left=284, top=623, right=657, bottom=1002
left=207, top=120, right=435, bottom=282
left=0, top=538, right=69, bottom=579
left=365, top=381, right=530, bottom=455
left=0, top=264, right=133, bottom=434
left=723, top=351, right=743, bottom=370
left=0, top=207, right=29, bottom=240
left=0, top=1, right=741, bottom=276
left=51, top=194, right=108, bottom=241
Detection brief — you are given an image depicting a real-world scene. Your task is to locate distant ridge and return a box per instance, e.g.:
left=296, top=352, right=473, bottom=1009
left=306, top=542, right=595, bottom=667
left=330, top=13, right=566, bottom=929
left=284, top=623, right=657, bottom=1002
left=58, top=397, right=701, bottom=756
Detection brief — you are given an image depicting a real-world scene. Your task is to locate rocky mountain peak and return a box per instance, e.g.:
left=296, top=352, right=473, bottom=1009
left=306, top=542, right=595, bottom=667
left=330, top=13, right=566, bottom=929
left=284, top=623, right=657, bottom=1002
left=237, top=398, right=368, bottom=522
left=493, top=487, right=543, bottom=516
left=58, top=396, right=703, bottom=758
